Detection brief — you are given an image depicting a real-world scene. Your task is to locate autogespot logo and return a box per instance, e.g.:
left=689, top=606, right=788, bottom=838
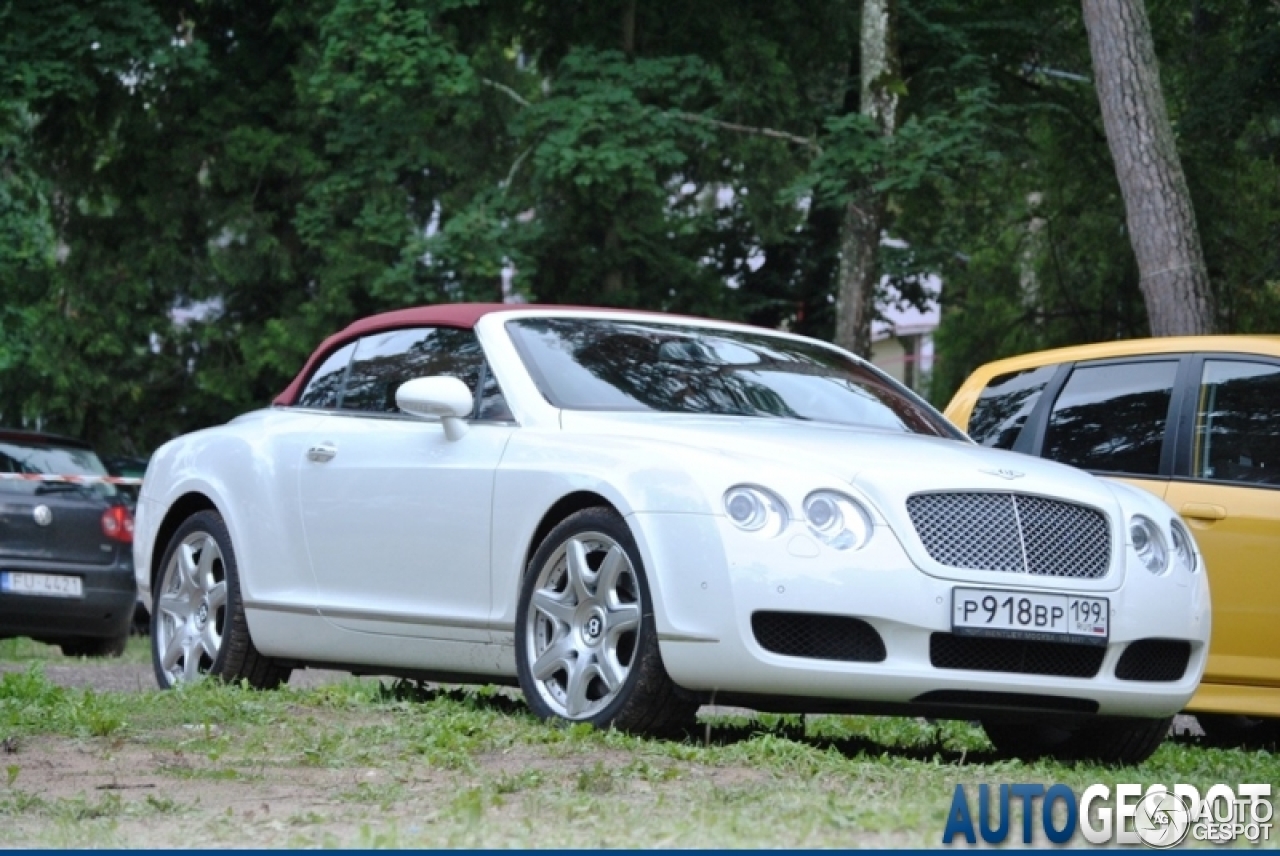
left=942, top=782, right=1273, bottom=847
left=1133, top=790, right=1191, bottom=848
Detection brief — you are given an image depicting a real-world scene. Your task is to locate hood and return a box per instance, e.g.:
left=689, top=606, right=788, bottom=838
left=559, top=411, right=1128, bottom=590
left=559, top=410, right=1116, bottom=507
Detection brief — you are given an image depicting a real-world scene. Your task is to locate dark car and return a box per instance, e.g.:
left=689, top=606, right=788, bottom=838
left=0, top=429, right=136, bottom=657
left=100, top=454, right=149, bottom=505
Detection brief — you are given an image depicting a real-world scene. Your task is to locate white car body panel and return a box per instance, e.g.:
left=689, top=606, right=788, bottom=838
left=296, top=414, right=512, bottom=642
left=135, top=307, right=1211, bottom=719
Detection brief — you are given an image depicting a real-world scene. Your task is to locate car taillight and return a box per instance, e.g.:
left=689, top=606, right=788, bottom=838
left=101, top=505, right=134, bottom=544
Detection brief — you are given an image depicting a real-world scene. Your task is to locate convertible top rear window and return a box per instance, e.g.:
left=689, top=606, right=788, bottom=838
left=507, top=317, right=957, bottom=437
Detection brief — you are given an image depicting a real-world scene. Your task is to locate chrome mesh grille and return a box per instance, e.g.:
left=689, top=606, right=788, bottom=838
left=906, top=492, right=1111, bottom=579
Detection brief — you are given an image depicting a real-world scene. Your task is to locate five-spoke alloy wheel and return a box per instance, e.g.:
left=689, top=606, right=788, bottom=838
left=515, top=507, right=696, bottom=734
left=151, top=510, right=290, bottom=690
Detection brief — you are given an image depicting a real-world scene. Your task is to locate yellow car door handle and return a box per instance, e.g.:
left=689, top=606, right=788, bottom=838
left=1181, top=502, right=1226, bottom=521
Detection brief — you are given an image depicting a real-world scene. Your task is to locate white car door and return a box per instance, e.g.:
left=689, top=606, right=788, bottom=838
left=295, top=326, right=515, bottom=642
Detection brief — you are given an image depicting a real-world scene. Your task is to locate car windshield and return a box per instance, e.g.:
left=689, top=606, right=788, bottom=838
left=0, top=439, right=116, bottom=498
left=506, top=317, right=958, bottom=437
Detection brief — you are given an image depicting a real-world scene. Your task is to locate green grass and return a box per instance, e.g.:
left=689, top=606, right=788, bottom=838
left=0, top=635, right=151, bottom=665
left=0, top=667, right=1276, bottom=847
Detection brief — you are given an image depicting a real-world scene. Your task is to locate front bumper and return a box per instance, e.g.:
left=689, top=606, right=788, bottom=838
left=0, top=557, right=136, bottom=642
left=632, top=512, right=1211, bottom=720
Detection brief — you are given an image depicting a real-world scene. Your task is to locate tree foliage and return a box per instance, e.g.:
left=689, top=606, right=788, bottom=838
left=0, top=0, right=1276, bottom=453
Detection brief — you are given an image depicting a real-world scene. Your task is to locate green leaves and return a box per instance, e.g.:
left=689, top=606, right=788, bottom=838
left=1, top=0, right=1275, bottom=442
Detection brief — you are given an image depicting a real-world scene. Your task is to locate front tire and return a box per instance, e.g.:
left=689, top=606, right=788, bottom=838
left=151, top=510, right=290, bottom=690
left=983, top=716, right=1172, bottom=765
left=515, top=507, right=696, bottom=735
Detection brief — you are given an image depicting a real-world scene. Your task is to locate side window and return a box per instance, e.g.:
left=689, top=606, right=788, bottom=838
left=340, top=327, right=511, bottom=419
left=1042, top=360, right=1178, bottom=476
left=476, top=365, right=514, bottom=421
left=968, top=365, right=1058, bottom=449
left=1192, top=360, right=1280, bottom=486
left=296, top=342, right=356, bottom=409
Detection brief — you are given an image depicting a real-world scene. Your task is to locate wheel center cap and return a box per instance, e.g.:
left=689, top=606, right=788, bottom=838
left=582, top=610, right=605, bottom=643
left=195, top=603, right=209, bottom=627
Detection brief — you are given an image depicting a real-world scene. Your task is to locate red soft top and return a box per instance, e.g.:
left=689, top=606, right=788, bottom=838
left=272, top=302, right=623, bottom=406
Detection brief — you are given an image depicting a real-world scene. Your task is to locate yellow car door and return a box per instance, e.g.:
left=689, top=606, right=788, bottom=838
left=1167, top=357, right=1280, bottom=693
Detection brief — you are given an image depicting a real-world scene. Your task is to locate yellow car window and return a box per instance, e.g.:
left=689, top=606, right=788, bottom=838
left=1042, top=360, right=1178, bottom=476
left=1193, top=360, right=1280, bottom=485
left=968, top=364, right=1058, bottom=449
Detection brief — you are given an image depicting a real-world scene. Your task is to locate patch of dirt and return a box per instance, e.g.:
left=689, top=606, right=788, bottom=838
left=0, top=661, right=360, bottom=693
left=0, top=660, right=1211, bottom=847
left=0, top=660, right=471, bottom=846
left=2, top=731, right=469, bottom=847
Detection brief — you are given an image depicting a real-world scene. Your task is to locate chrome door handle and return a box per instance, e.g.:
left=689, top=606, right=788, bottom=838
left=306, top=443, right=337, bottom=463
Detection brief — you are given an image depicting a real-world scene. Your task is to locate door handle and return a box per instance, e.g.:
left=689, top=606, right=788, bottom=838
left=306, top=443, right=337, bottom=463
left=1181, top=502, right=1226, bottom=521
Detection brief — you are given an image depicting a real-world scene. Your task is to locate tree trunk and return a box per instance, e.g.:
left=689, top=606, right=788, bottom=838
left=622, top=0, right=636, bottom=58
left=1081, top=0, right=1215, bottom=335
left=834, top=0, right=898, bottom=358
left=602, top=0, right=638, bottom=302
left=834, top=196, right=883, bottom=357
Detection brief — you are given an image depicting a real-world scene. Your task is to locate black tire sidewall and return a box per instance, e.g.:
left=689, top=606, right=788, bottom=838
left=1197, top=713, right=1278, bottom=749
left=150, top=509, right=242, bottom=689
left=515, top=507, right=659, bottom=729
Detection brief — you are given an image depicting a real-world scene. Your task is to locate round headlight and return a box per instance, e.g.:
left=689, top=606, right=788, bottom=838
left=803, top=490, right=873, bottom=550
left=723, top=486, right=787, bottom=536
left=1169, top=518, right=1197, bottom=573
left=1129, top=514, right=1169, bottom=575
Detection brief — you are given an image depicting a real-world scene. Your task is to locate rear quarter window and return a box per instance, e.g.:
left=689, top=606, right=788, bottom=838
left=967, top=365, right=1059, bottom=449
left=297, top=343, right=356, bottom=409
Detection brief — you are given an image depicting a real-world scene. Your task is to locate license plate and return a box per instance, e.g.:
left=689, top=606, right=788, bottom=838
left=0, top=572, right=84, bottom=598
left=952, top=587, right=1108, bottom=645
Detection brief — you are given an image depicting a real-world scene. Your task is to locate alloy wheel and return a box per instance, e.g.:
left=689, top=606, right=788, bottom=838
left=524, top=531, right=643, bottom=719
left=154, top=531, right=227, bottom=685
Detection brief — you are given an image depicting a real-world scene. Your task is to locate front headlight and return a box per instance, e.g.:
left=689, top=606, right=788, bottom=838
left=723, top=485, right=788, bottom=537
left=803, top=490, right=874, bottom=550
left=1129, top=514, right=1169, bottom=575
left=1169, top=518, right=1197, bottom=573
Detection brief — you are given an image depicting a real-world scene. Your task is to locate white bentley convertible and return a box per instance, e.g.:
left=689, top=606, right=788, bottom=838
left=134, top=305, right=1210, bottom=763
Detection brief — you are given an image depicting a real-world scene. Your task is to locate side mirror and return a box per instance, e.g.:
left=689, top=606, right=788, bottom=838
left=396, top=376, right=473, bottom=441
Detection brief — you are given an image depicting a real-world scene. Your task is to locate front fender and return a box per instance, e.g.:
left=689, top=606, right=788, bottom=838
left=489, top=430, right=845, bottom=636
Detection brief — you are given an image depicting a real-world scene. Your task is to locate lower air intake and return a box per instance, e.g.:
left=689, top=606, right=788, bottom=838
left=930, top=632, right=1105, bottom=678
left=752, top=612, right=886, bottom=662
left=1115, top=639, right=1191, bottom=682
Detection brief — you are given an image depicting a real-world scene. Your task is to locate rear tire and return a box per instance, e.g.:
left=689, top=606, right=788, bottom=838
left=1197, top=714, right=1279, bottom=749
left=151, top=510, right=290, bottom=690
left=60, top=634, right=128, bottom=658
left=515, top=507, right=697, bottom=736
left=983, top=716, right=1172, bottom=765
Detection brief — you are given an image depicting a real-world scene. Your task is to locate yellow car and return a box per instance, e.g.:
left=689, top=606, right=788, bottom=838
left=945, top=336, right=1280, bottom=744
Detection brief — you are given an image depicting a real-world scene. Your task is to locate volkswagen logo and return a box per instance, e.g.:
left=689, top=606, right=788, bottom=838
left=32, top=505, right=53, bottom=527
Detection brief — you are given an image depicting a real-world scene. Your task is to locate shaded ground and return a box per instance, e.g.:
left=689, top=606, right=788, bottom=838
left=0, top=649, right=1236, bottom=848
left=0, top=661, right=353, bottom=693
